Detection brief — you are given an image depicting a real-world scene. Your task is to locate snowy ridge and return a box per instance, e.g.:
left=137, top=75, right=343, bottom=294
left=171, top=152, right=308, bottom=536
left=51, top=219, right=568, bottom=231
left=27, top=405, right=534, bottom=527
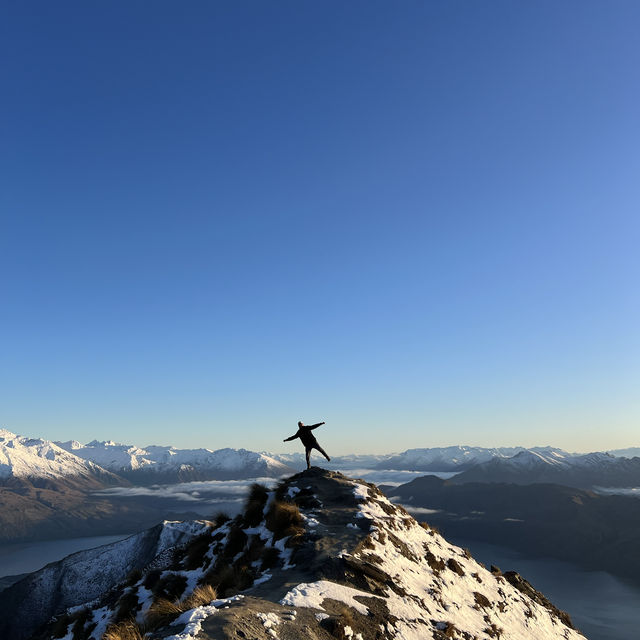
left=15, top=468, right=586, bottom=640
left=0, top=520, right=213, bottom=640
left=452, top=448, right=640, bottom=488
left=57, top=439, right=294, bottom=480
left=0, top=429, right=116, bottom=481
left=373, top=446, right=571, bottom=472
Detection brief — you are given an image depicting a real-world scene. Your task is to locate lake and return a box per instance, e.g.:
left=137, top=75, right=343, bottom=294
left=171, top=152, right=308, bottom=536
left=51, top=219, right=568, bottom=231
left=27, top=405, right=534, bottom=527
left=450, top=536, right=640, bottom=640
left=0, top=534, right=131, bottom=582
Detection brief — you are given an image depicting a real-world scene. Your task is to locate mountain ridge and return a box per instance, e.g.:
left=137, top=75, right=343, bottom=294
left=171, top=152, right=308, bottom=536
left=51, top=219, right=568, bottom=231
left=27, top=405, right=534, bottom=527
left=7, top=468, right=586, bottom=640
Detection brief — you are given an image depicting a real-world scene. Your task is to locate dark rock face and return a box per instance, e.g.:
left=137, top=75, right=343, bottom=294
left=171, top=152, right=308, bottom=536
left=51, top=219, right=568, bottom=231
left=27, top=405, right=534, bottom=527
left=13, top=468, right=586, bottom=640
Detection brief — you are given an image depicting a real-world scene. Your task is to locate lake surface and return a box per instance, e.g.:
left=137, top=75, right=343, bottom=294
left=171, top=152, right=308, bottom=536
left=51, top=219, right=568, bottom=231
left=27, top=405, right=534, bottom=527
left=0, top=534, right=131, bottom=580
left=450, top=536, right=640, bottom=640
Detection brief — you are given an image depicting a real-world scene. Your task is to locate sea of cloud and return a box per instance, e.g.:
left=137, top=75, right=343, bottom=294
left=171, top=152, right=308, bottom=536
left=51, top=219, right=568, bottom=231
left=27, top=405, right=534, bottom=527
left=93, top=469, right=455, bottom=512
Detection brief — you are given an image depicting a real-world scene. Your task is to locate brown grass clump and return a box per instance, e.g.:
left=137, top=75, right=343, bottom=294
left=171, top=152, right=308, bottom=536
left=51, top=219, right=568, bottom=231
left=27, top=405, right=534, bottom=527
left=224, top=525, right=248, bottom=557
left=184, top=532, right=214, bottom=570
left=213, top=511, right=231, bottom=527
left=243, top=483, right=269, bottom=527
left=446, top=558, right=465, bottom=576
left=152, top=572, right=188, bottom=601
left=203, top=563, right=238, bottom=597
left=181, top=584, right=217, bottom=609
left=260, top=546, right=281, bottom=570
left=265, top=500, right=304, bottom=541
left=321, top=605, right=357, bottom=639
left=115, top=590, right=140, bottom=623
left=145, top=598, right=183, bottom=628
left=473, top=592, right=492, bottom=608
left=483, top=623, right=503, bottom=638
left=425, top=550, right=446, bottom=574
left=103, top=619, right=145, bottom=640
left=146, top=584, right=217, bottom=629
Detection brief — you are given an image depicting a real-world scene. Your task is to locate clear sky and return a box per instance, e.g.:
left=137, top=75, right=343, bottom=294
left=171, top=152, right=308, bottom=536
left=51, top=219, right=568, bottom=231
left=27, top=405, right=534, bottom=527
left=1, top=1, right=638, bottom=455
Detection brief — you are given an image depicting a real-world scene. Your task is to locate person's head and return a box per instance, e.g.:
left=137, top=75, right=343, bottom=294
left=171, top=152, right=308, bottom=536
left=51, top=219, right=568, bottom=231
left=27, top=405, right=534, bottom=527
left=298, top=421, right=303, bottom=427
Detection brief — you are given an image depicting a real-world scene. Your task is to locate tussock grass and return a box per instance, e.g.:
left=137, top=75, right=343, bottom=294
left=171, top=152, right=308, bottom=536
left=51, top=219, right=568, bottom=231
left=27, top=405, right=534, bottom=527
left=321, top=605, right=357, bottom=639
left=265, top=500, right=304, bottom=541
left=103, top=620, right=145, bottom=640
left=213, top=511, right=231, bottom=527
left=115, top=590, right=140, bottom=623
left=243, top=483, right=269, bottom=527
left=184, top=532, right=214, bottom=570
left=124, top=568, right=142, bottom=587
left=260, top=546, right=281, bottom=570
left=182, top=584, right=217, bottom=609
left=146, top=584, right=218, bottom=629
left=224, top=526, right=248, bottom=557
left=151, top=572, right=187, bottom=601
left=447, top=557, right=465, bottom=576
left=425, top=550, right=446, bottom=574
left=245, top=534, right=266, bottom=563
left=145, top=598, right=183, bottom=628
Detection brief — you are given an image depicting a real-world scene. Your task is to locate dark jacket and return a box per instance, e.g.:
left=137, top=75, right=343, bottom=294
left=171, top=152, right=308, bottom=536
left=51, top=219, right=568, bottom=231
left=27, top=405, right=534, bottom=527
left=284, top=423, right=324, bottom=448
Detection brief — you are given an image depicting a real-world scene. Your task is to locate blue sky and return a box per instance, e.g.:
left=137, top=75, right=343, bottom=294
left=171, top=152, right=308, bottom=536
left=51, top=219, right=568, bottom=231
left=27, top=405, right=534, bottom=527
left=1, top=1, right=638, bottom=454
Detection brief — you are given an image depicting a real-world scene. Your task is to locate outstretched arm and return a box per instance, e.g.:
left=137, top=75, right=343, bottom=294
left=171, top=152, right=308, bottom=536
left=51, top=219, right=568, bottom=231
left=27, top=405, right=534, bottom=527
left=309, top=422, right=325, bottom=430
left=283, top=432, right=300, bottom=442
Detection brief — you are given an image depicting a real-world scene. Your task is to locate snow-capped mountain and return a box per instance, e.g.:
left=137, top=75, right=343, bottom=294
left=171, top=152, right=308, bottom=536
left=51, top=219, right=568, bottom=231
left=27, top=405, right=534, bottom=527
left=373, top=445, right=546, bottom=471
left=3, top=469, right=585, bottom=640
left=56, top=439, right=295, bottom=483
left=452, top=449, right=640, bottom=488
left=270, top=451, right=390, bottom=470
left=0, top=429, right=121, bottom=488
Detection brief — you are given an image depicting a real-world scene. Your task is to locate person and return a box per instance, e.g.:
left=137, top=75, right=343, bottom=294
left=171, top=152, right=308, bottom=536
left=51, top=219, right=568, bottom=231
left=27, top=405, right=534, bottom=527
left=283, top=420, right=331, bottom=469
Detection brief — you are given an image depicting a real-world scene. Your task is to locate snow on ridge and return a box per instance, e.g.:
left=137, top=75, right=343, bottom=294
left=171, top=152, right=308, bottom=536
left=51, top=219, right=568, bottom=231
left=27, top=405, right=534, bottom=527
left=271, top=473, right=585, bottom=639
left=0, top=430, right=110, bottom=480
left=56, top=440, right=293, bottom=475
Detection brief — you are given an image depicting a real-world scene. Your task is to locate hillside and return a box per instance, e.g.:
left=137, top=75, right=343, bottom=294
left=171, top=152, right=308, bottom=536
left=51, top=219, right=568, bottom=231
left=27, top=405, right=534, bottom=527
left=385, top=475, right=640, bottom=584
left=8, top=469, right=587, bottom=640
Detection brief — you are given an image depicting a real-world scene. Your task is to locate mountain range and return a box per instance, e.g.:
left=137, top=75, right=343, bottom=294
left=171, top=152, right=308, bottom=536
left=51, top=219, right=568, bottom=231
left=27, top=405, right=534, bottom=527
left=56, top=438, right=294, bottom=483
left=1, top=469, right=585, bottom=640
left=450, top=449, right=640, bottom=489
left=1, top=428, right=639, bottom=546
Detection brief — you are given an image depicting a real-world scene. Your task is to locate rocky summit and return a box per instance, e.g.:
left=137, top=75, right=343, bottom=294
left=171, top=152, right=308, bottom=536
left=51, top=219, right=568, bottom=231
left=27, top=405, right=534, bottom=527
left=11, top=468, right=587, bottom=640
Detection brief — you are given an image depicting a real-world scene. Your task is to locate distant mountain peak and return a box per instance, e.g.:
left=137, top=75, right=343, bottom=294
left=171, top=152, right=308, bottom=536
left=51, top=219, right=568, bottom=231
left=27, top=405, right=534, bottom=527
left=0, top=430, right=119, bottom=484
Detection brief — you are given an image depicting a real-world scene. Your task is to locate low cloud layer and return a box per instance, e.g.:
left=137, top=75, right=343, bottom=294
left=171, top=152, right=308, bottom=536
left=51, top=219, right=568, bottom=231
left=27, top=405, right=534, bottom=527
left=94, top=477, right=280, bottom=503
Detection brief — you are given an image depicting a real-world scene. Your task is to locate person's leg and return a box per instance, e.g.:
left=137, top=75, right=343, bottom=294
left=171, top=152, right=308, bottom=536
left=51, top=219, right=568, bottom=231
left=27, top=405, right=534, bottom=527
left=314, top=444, right=331, bottom=462
left=305, top=447, right=311, bottom=469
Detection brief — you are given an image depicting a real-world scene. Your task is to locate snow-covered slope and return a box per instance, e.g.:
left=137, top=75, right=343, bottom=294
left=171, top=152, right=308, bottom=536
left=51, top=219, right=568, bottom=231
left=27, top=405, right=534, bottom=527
left=0, top=520, right=211, bottom=640
left=0, top=429, right=120, bottom=486
left=18, top=469, right=586, bottom=640
left=57, top=439, right=295, bottom=482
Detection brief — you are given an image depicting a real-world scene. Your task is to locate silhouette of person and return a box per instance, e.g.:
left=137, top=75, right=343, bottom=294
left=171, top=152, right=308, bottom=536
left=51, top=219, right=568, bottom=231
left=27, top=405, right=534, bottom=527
left=283, top=420, right=331, bottom=469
